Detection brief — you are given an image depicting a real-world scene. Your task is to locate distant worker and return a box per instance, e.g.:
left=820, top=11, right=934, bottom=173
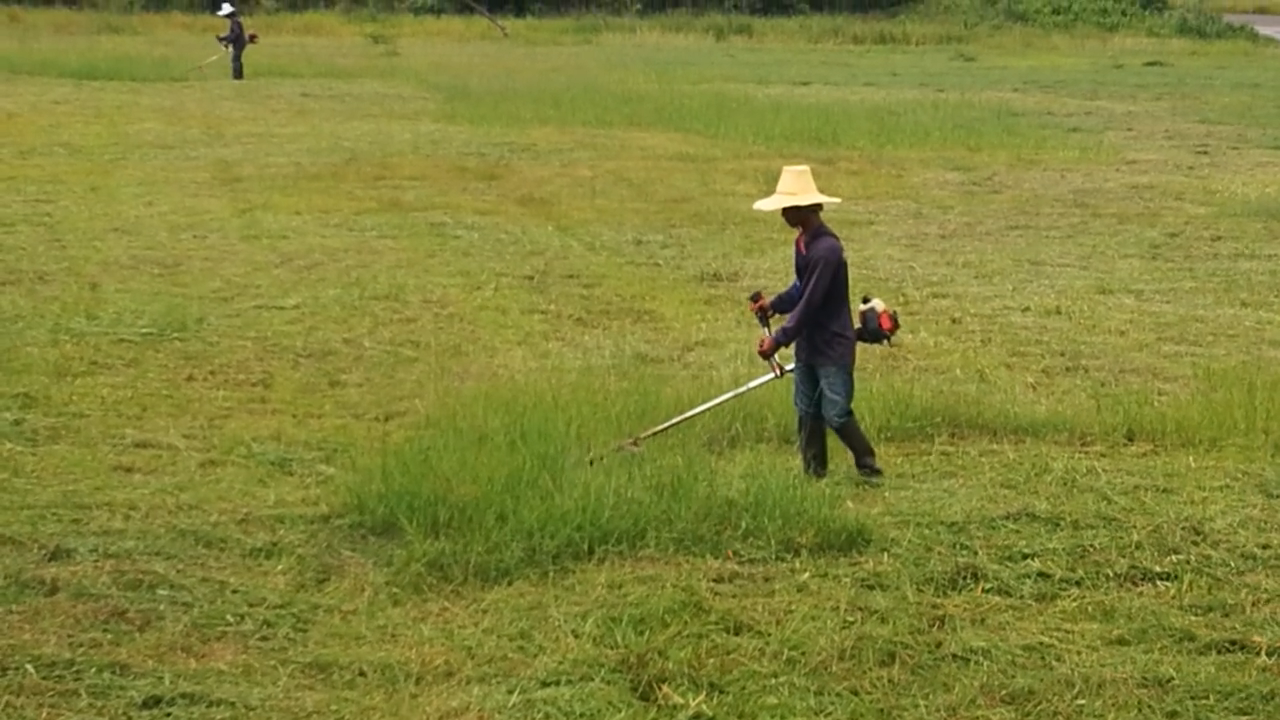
left=750, top=165, right=884, bottom=485
left=214, top=3, right=257, bottom=81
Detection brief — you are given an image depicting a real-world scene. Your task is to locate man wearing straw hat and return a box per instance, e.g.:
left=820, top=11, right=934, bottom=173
left=750, top=165, right=884, bottom=485
left=214, top=2, right=248, bottom=81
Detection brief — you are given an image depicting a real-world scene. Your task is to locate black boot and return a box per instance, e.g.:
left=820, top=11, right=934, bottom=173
left=798, top=414, right=828, bottom=479
left=831, top=415, right=883, bottom=486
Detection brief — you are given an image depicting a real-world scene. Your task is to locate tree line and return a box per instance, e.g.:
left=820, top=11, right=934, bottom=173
left=22, top=0, right=1244, bottom=41
left=18, top=0, right=916, bottom=17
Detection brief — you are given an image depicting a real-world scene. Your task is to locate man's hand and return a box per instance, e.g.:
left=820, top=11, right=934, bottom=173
left=756, top=335, right=779, bottom=360
left=749, top=295, right=772, bottom=317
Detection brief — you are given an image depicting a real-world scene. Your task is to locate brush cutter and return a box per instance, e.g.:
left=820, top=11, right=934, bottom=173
left=586, top=357, right=798, bottom=465
left=586, top=292, right=901, bottom=465
left=188, top=32, right=257, bottom=75
left=188, top=49, right=225, bottom=74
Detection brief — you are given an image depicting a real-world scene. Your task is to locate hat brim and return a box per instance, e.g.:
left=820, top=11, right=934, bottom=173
left=752, top=193, right=841, bottom=212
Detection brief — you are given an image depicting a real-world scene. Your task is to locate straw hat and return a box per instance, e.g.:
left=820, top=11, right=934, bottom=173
left=752, top=165, right=841, bottom=212
left=216, top=2, right=236, bottom=16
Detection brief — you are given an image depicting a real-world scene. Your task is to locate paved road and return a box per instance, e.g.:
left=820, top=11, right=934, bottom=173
left=1224, top=13, right=1280, bottom=41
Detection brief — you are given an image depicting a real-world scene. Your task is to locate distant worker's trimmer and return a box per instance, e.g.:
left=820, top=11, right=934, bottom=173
left=587, top=292, right=901, bottom=465
left=187, top=31, right=258, bottom=75
left=188, top=49, right=226, bottom=74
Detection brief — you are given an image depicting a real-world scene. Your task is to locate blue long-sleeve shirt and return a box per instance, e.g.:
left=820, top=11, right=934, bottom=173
left=218, top=17, right=246, bottom=51
left=767, top=223, right=857, bottom=366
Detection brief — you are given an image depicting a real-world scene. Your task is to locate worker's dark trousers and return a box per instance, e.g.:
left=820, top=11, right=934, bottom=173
left=231, top=48, right=244, bottom=80
left=793, top=362, right=877, bottom=476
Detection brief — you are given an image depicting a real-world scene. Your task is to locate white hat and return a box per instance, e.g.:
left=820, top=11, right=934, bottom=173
left=216, top=2, right=236, bottom=16
left=752, top=165, right=841, bottom=212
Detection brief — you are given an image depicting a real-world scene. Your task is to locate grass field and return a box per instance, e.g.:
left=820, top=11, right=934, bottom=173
left=3, top=5, right=1280, bottom=718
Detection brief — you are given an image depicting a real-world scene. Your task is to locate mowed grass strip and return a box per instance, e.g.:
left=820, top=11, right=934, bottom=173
left=3, top=6, right=1280, bottom=719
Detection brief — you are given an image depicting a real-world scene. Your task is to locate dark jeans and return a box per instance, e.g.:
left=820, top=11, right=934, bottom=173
left=792, top=362, right=878, bottom=476
left=231, top=47, right=244, bottom=80
left=793, top=363, right=856, bottom=429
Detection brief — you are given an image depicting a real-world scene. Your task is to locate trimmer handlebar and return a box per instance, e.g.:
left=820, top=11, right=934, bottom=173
left=748, top=290, right=785, bottom=378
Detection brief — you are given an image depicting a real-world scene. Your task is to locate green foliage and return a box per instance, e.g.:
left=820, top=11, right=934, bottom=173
left=920, top=0, right=1261, bottom=38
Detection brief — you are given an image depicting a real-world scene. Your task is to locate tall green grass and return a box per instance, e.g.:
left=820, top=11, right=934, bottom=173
left=430, top=80, right=1108, bottom=159
left=345, top=359, right=1277, bottom=586
left=344, top=374, right=876, bottom=586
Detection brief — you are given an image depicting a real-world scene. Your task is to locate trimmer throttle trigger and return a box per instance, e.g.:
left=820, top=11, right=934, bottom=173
left=749, top=290, right=771, bottom=329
